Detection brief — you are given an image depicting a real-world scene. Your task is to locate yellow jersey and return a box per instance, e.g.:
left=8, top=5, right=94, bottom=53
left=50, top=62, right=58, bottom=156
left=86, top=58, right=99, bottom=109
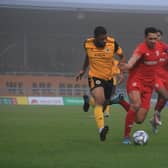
left=84, top=36, right=122, bottom=80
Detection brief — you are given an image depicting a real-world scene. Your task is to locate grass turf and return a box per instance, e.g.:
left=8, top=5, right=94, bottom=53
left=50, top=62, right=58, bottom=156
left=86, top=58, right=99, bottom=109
left=0, top=105, right=168, bottom=168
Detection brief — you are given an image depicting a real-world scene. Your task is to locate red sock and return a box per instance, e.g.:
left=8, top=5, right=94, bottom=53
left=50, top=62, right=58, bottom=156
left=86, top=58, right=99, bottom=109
left=155, top=98, right=166, bottom=112
left=119, top=100, right=130, bottom=111
left=124, top=109, right=136, bottom=138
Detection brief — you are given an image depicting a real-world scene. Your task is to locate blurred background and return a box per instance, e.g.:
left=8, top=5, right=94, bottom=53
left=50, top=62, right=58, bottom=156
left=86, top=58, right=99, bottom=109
left=0, top=0, right=168, bottom=98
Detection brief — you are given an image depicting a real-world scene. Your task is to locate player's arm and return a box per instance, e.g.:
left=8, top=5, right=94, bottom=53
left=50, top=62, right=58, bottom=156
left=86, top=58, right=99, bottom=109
left=120, top=46, right=142, bottom=71
left=112, top=59, right=124, bottom=84
left=160, top=41, right=168, bottom=53
left=114, top=41, right=126, bottom=78
left=120, top=54, right=141, bottom=72
left=114, top=41, right=126, bottom=63
left=76, top=54, right=89, bottom=81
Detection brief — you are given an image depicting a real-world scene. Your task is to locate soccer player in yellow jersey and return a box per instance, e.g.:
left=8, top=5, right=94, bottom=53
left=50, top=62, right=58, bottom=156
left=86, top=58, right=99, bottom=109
left=82, top=58, right=124, bottom=117
left=76, top=26, right=126, bottom=141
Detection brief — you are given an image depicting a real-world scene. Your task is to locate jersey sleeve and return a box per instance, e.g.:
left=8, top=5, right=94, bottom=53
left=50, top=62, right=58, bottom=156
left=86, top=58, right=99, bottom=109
left=160, top=41, right=168, bottom=53
left=114, top=41, right=123, bottom=55
left=132, top=44, right=144, bottom=57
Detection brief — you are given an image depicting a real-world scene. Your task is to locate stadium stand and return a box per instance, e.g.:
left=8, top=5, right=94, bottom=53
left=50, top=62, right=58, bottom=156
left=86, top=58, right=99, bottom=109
left=0, top=7, right=167, bottom=97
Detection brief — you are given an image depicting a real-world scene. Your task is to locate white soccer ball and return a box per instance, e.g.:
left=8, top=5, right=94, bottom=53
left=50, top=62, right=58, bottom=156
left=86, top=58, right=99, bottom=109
left=132, top=130, right=149, bottom=145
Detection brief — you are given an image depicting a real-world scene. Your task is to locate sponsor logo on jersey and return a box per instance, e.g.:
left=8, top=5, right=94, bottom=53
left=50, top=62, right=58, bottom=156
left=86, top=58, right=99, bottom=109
left=105, top=48, right=110, bottom=53
left=132, top=82, right=137, bottom=86
left=156, top=50, right=160, bottom=56
left=96, top=80, right=101, bottom=85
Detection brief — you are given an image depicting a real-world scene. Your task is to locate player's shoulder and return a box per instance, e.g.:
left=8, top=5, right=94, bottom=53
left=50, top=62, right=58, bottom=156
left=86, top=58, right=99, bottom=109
left=157, top=41, right=168, bottom=48
left=138, top=41, right=146, bottom=47
left=106, top=36, right=115, bottom=43
left=136, top=41, right=146, bottom=50
left=133, top=42, right=146, bottom=54
left=85, top=37, right=94, bottom=43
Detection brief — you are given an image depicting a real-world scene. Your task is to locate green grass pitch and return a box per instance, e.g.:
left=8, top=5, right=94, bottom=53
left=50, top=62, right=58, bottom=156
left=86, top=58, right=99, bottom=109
left=0, top=105, right=168, bottom=168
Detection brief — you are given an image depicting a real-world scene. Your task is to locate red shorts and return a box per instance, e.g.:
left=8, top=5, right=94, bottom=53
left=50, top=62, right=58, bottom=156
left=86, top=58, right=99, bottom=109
left=155, top=76, right=168, bottom=91
left=126, top=77, right=154, bottom=110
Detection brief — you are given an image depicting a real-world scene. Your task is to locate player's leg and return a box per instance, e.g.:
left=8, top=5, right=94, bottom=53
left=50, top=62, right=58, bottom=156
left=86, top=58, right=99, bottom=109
left=91, top=87, right=109, bottom=141
left=154, top=79, right=168, bottom=124
left=89, top=95, right=96, bottom=107
left=135, top=86, right=152, bottom=123
left=83, top=94, right=90, bottom=112
left=122, top=90, right=140, bottom=144
left=82, top=94, right=95, bottom=112
left=89, top=77, right=109, bottom=141
left=156, top=85, right=168, bottom=100
left=136, top=108, right=148, bottom=123
left=153, top=95, right=166, bottom=125
left=103, top=80, right=114, bottom=117
left=151, top=79, right=168, bottom=133
left=109, top=93, right=130, bottom=111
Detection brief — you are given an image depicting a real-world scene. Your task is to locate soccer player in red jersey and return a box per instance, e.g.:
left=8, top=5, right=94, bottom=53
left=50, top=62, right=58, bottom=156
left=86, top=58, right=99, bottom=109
left=119, top=27, right=167, bottom=144
left=150, top=29, right=168, bottom=133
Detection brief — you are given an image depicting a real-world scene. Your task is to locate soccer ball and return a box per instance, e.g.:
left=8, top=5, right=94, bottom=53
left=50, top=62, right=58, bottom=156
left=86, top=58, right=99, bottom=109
left=132, top=130, right=149, bottom=145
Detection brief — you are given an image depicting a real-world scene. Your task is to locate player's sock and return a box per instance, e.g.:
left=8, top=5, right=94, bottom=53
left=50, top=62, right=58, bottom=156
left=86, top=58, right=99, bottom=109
left=153, top=112, right=161, bottom=126
left=154, top=98, right=166, bottom=125
left=119, top=100, right=130, bottom=111
left=94, top=105, right=104, bottom=129
left=109, top=93, right=129, bottom=112
left=104, top=105, right=110, bottom=117
left=154, top=98, right=166, bottom=112
left=89, top=96, right=95, bottom=107
left=124, top=109, right=136, bottom=138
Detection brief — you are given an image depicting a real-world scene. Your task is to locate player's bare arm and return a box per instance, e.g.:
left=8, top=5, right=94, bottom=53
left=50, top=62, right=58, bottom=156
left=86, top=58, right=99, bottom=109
left=120, top=54, right=141, bottom=71
left=76, top=55, right=89, bottom=81
left=118, top=53, right=126, bottom=63
left=117, top=73, right=125, bottom=84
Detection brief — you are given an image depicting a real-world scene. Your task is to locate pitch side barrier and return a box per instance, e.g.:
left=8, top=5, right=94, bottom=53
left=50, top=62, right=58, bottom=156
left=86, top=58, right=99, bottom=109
left=0, top=96, right=158, bottom=106
left=0, top=96, right=83, bottom=106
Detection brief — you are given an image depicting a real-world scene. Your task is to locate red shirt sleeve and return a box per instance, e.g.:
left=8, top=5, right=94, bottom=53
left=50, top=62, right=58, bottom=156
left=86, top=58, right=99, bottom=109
left=132, top=43, right=144, bottom=57
left=159, top=41, right=168, bottom=52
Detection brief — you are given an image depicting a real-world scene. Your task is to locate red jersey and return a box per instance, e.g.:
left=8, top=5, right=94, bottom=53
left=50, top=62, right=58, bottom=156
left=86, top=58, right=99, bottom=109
left=128, top=41, right=164, bottom=85
left=156, top=41, right=168, bottom=78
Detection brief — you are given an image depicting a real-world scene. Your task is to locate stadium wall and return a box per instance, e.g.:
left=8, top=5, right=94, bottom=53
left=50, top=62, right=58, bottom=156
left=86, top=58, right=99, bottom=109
left=0, top=75, right=88, bottom=96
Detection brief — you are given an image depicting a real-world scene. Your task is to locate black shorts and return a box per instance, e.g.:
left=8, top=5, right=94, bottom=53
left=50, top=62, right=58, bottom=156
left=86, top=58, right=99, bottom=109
left=88, top=77, right=114, bottom=100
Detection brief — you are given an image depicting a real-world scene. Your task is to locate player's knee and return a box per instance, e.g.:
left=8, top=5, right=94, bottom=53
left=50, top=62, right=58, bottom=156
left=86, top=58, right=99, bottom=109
left=135, top=117, right=145, bottom=124
left=131, top=103, right=141, bottom=111
left=95, top=98, right=105, bottom=106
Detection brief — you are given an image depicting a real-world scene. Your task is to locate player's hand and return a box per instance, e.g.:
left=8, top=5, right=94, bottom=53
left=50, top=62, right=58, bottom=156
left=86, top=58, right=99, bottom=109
left=117, top=73, right=124, bottom=84
left=119, top=63, right=130, bottom=72
left=75, top=70, right=85, bottom=81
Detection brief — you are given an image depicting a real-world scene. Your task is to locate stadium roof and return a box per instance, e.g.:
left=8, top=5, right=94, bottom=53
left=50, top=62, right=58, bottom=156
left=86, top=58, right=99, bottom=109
left=1, top=0, right=168, bottom=13
left=1, top=1, right=168, bottom=74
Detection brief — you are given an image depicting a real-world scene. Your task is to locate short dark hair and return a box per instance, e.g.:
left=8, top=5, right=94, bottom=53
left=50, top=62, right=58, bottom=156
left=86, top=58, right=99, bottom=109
left=94, top=26, right=107, bottom=37
left=144, top=27, right=157, bottom=36
left=157, top=29, right=163, bottom=35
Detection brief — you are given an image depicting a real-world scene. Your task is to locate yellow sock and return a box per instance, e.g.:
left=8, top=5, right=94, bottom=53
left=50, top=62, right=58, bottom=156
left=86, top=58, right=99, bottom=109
left=94, top=105, right=104, bottom=129
left=104, top=105, right=110, bottom=116
left=89, top=96, right=95, bottom=107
